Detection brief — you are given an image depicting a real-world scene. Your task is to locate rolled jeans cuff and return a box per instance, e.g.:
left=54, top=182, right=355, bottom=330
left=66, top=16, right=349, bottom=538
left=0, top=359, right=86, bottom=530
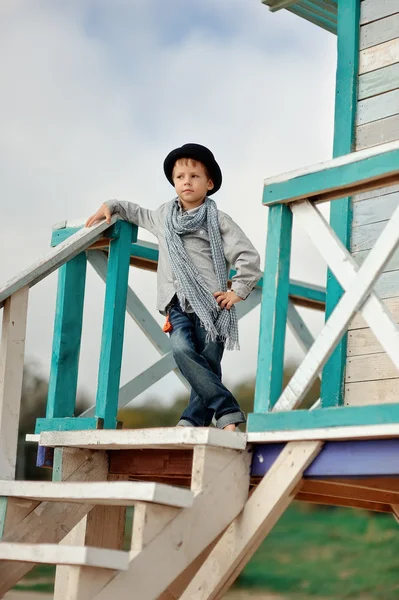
left=177, top=419, right=195, bottom=427
left=216, top=411, right=246, bottom=429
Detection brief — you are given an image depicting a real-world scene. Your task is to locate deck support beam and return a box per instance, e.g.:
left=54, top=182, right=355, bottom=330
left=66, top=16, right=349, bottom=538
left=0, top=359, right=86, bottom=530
left=180, top=441, right=322, bottom=600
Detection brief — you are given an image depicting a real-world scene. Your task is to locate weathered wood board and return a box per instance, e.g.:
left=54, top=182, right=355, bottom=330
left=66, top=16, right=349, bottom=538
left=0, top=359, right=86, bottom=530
left=357, top=113, right=399, bottom=150
left=360, top=0, right=399, bottom=26
left=359, top=62, right=399, bottom=101
left=352, top=191, right=399, bottom=227
left=359, top=38, right=399, bottom=75
left=357, top=88, right=399, bottom=126
left=360, top=13, right=399, bottom=51
left=345, top=4, right=399, bottom=407
left=345, top=378, right=399, bottom=406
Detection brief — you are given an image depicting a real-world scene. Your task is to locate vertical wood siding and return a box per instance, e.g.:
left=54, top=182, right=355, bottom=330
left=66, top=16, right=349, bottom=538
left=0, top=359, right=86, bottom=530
left=346, top=0, right=399, bottom=406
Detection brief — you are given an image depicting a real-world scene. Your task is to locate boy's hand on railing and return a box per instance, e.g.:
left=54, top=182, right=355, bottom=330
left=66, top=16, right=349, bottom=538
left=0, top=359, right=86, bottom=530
left=85, top=204, right=112, bottom=228
left=214, top=290, right=242, bottom=310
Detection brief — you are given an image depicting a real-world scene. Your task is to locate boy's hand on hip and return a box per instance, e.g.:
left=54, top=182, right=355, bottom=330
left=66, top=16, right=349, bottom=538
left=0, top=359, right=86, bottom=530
left=214, top=290, right=242, bottom=310
left=85, top=203, right=111, bottom=228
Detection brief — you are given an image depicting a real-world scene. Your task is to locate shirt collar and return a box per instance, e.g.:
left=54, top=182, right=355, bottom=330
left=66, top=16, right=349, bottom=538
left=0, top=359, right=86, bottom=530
left=175, top=197, right=203, bottom=215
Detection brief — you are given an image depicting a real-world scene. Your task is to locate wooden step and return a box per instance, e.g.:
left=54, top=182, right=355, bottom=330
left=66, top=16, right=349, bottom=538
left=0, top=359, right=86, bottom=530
left=0, top=480, right=193, bottom=508
left=28, top=427, right=247, bottom=450
left=0, top=543, right=128, bottom=570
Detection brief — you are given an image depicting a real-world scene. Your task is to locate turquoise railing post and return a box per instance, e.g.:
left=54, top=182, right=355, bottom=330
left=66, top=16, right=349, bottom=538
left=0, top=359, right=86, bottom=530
left=253, top=204, right=293, bottom=413
left=321, top=0, right=360, bottom=407
left=45, top=253, right=87, bottom=419
left=95, top=221, right=137, bottom=429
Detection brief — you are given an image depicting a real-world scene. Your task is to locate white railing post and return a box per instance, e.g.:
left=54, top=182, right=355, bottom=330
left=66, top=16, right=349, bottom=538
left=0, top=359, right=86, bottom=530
left=0, top=287, right=29, bottom=480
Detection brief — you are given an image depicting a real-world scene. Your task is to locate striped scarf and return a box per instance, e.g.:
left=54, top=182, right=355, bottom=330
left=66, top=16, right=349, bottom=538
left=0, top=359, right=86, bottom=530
left=165, top=197, right=239, bottom=350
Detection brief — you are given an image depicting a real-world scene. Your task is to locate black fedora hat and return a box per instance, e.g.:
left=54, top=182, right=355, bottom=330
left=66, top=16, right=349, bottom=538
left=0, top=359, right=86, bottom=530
left=163, top=143, right=222, bottom=195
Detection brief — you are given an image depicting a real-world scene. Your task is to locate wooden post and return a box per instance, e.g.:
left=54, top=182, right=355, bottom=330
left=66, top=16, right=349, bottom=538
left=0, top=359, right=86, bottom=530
left=180, top=441, right=322, bottom=600
left=321, top=0, right=360, bottom=407
left=45, top=253, right=87, bottom=420
left=95, top=222, right=135, bottom=429
left=254, top=204, right=292, bottom=412
left=0, top=287, right=29, bottom=538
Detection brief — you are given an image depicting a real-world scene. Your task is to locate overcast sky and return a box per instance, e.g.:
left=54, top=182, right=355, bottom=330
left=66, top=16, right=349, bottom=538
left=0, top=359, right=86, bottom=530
left=0, top=0, right=337, bottom=410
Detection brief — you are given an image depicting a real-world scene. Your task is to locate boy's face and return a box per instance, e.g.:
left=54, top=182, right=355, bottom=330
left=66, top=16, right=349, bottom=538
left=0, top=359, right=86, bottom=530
left=172, top=159, right=214, bottom=209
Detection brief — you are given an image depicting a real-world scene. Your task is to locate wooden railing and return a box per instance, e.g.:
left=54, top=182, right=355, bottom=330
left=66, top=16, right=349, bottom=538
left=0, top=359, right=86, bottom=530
left=249, top=139, right=399, bottom=432
left=0, top=198, right=328, bottom=485
left=0, top=217, right=121, bottom=481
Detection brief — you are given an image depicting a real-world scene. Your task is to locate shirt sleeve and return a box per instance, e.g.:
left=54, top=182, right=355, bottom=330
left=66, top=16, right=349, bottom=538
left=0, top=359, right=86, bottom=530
left=105, top=200, right=158, bottom=236
left=219, top=212, right=262, bottom=300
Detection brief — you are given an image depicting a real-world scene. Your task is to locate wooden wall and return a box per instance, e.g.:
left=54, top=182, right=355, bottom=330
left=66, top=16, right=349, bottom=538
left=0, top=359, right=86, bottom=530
left=346, top=0, right=399, bottom=406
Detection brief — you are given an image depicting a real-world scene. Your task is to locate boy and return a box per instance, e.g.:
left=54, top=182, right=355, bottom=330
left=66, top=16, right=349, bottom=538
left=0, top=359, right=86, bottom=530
left=86, top=143, right=261, bottom=431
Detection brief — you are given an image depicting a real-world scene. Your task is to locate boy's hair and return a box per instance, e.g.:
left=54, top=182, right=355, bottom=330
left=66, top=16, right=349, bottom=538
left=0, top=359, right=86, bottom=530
left=172, top=157, right=212, bottom=181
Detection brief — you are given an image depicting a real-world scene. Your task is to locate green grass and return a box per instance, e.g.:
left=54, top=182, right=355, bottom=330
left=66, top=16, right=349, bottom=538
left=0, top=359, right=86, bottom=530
left=13, top=504, right=399, bottom=598
left=236, top=503, right=399, bottom=599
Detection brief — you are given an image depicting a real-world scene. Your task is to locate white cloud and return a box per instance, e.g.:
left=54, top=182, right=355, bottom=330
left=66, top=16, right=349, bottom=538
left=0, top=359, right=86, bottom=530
left=0, top=0, right=336, bottom=408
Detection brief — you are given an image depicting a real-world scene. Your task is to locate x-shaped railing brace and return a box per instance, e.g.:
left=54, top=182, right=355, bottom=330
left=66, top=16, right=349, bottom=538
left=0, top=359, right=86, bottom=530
left=274, top=199, right=399, bottom=412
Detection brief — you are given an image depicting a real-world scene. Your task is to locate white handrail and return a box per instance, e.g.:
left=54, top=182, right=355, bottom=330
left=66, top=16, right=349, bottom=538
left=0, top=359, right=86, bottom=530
left=0, top=217, right=118, bottom=310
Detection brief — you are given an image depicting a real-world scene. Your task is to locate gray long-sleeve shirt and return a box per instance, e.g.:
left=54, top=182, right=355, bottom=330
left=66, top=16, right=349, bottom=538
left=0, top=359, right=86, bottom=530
left=106, top=198, right=261, bottom=313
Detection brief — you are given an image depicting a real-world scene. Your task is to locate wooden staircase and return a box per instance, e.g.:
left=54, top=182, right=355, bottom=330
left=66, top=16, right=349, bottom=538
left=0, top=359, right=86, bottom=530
left=0, top=428, right=322, bottom=599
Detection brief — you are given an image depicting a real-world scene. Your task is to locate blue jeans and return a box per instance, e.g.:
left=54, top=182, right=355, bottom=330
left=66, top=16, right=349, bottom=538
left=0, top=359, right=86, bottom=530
left=168, top=303, right=246, bottom=428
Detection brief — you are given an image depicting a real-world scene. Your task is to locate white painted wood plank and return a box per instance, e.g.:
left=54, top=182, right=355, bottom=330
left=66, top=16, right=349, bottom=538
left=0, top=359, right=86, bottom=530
left=345, top=378, right=399, bottom=406
left=346, top=352, right=399, bottom=383
left=63, top=448, right=231, bottom=599
left=264, top=139, right=399, bottom=187
left=274, top=200, right=399, bottom=411
left=94, top=446, right=251, bottom=600
left=353, top=246, right=399, bottom=273
left=54, top=514, right=91, bottom=600
left=25, top=434, right=40, bottom=443
left=38, top=428, right=247, bottom=451
left=373, top=269, right=399, bottom=299
left=0, top=451, right=109, bottom=596
left=0, top=288, right=29, bottom=481
left=248, top=423, right=399, bottom=443
left=356, top=113, right=399, bottom=150
left=0, top=543, right=129, bottom=570
left=0, top=481, right=194, bottom=508
left=356, top=113, right=399, bottom=151
left=351, top=259, right=399, bottom=302
left=347, top=327, right=384, bottom=356
left=352, top=191, right=399, bottom=227
left=357, top=89, right=399, bottom=126
left=361, top=0, right=399, bottom=26
left=0, top=217, right=117, bottom=310
left=180, top=441, right=322, bottom=600
left=349, top=296, right=399, bottom=330
left=360, top=38, right=399, bottom=75
left=359, top=62, right=399, bottom=100
left=353, top=183, right=399, bottom=203
left=53, top=475, right=127, bottom=600
left=352, top=219, right=388, bottom=252
left=131, top=503, right=178, bottom=553
left=360, top=13, right=399, bottom=50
